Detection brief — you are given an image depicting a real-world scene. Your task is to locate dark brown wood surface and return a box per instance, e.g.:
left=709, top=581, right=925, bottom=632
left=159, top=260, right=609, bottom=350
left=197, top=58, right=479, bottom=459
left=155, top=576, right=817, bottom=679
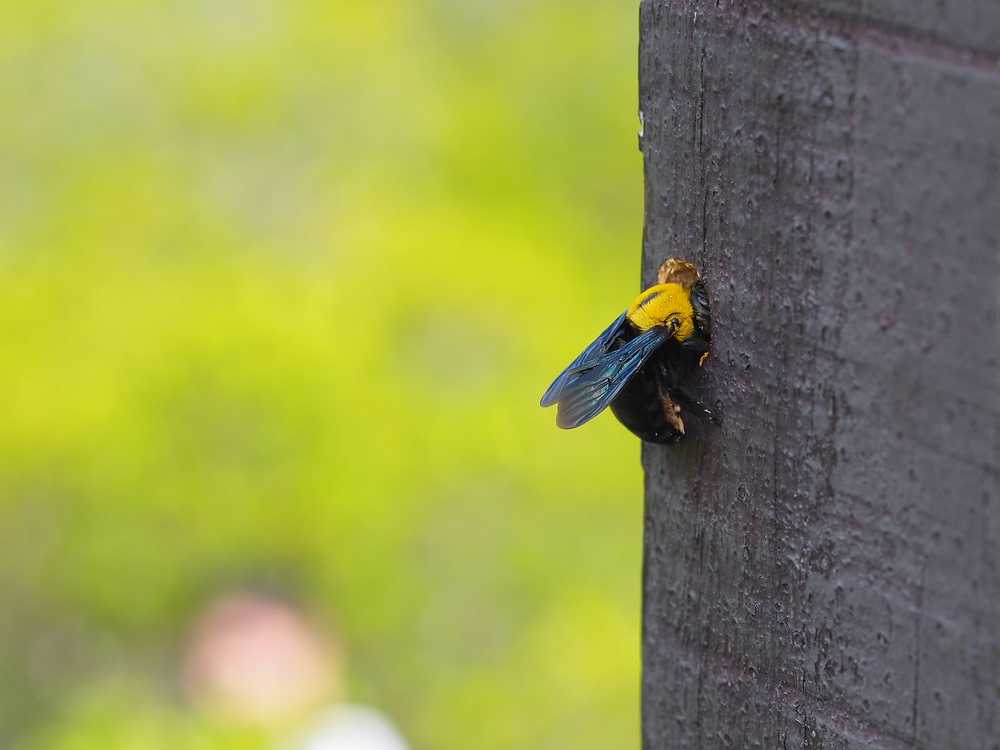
left=638, top=1, right=1000, bottom=748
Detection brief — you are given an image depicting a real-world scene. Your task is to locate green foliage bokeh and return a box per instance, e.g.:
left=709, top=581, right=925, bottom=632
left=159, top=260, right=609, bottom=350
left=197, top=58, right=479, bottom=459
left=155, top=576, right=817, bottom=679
left=0, top=1, right=645, bottom=748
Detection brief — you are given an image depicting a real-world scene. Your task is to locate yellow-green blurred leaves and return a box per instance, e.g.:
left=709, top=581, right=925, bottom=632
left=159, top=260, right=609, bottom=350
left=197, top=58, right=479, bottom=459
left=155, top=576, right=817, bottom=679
left=0, top=0, right=644, bottom=748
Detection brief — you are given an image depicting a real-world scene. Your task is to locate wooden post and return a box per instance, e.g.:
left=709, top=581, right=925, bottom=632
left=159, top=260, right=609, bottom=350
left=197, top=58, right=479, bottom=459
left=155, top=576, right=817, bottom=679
left=638, top=1, right=1000, bottom=748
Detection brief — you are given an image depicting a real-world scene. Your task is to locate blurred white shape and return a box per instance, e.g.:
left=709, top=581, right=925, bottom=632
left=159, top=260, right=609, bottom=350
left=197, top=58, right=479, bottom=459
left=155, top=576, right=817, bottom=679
left=290, top=705, right=410, bottom=750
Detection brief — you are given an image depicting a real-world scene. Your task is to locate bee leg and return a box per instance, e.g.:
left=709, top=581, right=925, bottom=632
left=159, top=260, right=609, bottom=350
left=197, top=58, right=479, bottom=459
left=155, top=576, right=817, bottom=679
left=650, top=359, right=686, bottom=439
left=653, top=358, right=719, bottom=425
left=680, top=338, right=710, bottom=356
left=653, top=357, right=679, bottom=392
left=671, top=386, right=721, bottom=426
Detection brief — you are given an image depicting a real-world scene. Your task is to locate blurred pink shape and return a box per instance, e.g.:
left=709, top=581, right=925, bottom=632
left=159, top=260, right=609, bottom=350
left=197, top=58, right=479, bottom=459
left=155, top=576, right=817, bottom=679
left=182, top=592, right=339, bottom=727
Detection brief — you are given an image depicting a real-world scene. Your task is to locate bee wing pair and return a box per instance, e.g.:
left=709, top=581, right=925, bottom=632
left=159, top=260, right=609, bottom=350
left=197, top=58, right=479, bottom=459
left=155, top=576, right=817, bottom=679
left=540, top=315, right=679, bottom=430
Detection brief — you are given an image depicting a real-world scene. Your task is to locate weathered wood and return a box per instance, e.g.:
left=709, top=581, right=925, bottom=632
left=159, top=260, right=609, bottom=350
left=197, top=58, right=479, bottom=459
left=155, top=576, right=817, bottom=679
left=638, top=1, right=1000, bottom=748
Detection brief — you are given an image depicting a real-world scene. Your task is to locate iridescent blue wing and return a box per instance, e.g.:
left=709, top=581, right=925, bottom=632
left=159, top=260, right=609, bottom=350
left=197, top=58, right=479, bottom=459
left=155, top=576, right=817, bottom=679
left=553, top=322, right=677, bottom=430
left=540, top=311, right=628, bottom=408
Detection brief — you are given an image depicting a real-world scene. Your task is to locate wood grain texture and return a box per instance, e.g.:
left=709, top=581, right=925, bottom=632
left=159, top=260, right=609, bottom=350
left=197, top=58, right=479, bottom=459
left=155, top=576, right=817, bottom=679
left=638, top=1, right=1000, bottom=748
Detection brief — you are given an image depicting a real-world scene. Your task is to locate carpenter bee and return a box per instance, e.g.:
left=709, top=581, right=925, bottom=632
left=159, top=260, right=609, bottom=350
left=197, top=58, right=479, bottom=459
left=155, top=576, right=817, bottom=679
left=540, top=258, right=716, bottom=443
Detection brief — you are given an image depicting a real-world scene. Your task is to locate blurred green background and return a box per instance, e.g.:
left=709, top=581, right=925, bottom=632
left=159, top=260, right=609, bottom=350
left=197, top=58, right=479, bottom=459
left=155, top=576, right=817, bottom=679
left=0, top=1, right=645, bottom=748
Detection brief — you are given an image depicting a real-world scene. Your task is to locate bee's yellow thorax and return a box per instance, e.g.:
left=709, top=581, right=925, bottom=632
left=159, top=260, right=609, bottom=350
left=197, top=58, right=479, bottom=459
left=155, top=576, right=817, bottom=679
left=627, top=283, right=695, bottom=340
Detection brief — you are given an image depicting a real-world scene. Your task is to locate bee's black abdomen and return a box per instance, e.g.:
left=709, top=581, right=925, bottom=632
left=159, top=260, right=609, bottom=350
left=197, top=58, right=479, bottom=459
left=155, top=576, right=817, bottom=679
left=608, top=348, right=685, bottom=444
left=609, top=382, right=683, bottom=442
